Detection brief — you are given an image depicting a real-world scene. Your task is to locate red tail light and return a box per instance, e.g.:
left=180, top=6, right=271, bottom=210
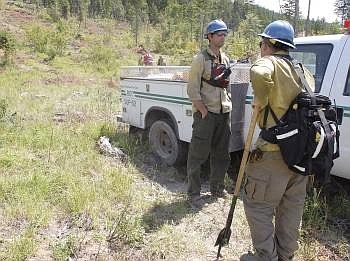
left=344, top=19, right=350, bottom=29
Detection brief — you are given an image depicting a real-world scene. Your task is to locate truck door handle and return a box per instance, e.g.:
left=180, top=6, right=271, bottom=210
left=336, top=107, right=344, bottom=125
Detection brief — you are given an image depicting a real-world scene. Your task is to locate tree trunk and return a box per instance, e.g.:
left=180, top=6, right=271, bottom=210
left=135, top=15, right=139, bottom=46
left=200, top=14, right=205, bottom=51
left=293, top=0, right=299, bottom=35
left=305, top=0, right=311, bottom=36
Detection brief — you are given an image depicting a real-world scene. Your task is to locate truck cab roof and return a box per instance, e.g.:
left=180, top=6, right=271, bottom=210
left=295, top=34, right=349, bottom=45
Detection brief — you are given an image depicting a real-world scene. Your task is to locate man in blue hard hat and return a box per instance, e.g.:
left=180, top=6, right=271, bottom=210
left=186, top=19, right=232, bottom=206
left=240, top=20, right=315, bottom=261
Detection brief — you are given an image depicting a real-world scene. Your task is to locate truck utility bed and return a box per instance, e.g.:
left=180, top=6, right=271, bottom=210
left=119, top=64, right=251, bottom=166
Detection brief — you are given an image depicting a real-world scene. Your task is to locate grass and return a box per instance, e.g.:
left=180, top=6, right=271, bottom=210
left=0, top=40, right=142, bottom=259
left=51, top=234, right=79, bottom=260
left=297, top=185, right=350, bottom=260
left=6, top=228, right=36, bottom=261
left=145, top=224, right=187, bottom=260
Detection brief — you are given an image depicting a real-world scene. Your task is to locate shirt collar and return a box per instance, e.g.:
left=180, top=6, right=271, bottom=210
left=206, top=47, right=221, bottom=60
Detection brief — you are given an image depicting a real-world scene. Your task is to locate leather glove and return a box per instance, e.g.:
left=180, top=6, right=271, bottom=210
left=249, top=149, right=263, bottom=163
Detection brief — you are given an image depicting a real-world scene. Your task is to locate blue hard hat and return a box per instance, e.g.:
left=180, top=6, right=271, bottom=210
left=258, top=20, right=296, bottom=49
left=205, top=19, right=228, bottom=39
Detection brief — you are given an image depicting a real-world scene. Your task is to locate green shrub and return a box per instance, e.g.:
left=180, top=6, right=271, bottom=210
left=0, top=31, right=16, bottom=66
left=25, top=20, right=73, bottom=60
left=0, top=99, right=8, bottom=120
left=53, top=19, right=74, bottom=55
left=37, top=9, right=53, bottom=21
left=120, top=30, right=134, bottom=49
left=25, top=23, right=50, bottom=53
left=86, top=44, right=120, bottom=73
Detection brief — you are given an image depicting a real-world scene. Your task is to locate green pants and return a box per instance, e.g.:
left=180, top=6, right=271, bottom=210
left=187, top=111, right=230, bottom=196
left=243, top=151, right=308, bottom=261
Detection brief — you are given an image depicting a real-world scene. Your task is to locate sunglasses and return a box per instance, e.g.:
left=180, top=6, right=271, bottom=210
left=259, top=41, right=263, bottom=48
left=215, top=32, right=228, bottom=37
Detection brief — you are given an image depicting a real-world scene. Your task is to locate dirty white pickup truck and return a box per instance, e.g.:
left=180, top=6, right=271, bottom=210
left=119, top=64, right=250, bottom=165
left=120, top=29, right=350, bottom=180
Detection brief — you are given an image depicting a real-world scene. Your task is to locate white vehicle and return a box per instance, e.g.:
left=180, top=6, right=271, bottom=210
left=119, top=65, right=250, bottom=166
left=120, top=26, right=350, bottom=180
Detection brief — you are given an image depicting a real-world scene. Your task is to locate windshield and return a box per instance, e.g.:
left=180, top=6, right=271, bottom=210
left=290, top=44, right=333, bottom=92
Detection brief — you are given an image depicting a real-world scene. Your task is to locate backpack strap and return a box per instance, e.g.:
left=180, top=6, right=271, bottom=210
left=290, top=60, right=316, bottom=105
left=262, top=104, right=280, bottom=129
left=276, top=55, right=316, bottom=105
left=259, top=55, right=285, bottom=129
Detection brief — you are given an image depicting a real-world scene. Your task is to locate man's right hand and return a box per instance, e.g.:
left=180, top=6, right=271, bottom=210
left=199, top=108, right=208, bottom=119
left=192, top=100, right=208, bottom=118
left=252, top=102, right=263, bottom=112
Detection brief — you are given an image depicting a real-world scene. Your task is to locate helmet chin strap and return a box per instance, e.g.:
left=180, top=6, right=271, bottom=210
left=268, top=39, right=276, bottom=45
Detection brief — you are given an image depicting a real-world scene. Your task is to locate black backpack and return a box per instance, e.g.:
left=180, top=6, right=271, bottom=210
left=260, top=57, right=341, bottom=184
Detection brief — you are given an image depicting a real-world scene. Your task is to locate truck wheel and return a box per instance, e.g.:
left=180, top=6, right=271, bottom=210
left=149, top=119, right=187, bottom=166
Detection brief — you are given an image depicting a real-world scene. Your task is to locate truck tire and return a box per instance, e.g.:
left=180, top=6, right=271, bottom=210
left=149, top=119, right=187, bottom=166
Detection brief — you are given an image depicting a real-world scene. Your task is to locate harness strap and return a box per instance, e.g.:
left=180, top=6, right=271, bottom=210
left=201, top=78, right=228, bottom=88
left=201, top=49, right=229, bottom=88
left=317, top=108, right=334, bottom=182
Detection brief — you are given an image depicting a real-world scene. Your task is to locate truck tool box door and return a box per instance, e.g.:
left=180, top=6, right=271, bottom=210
left=121, top=79, right=141, bottom=127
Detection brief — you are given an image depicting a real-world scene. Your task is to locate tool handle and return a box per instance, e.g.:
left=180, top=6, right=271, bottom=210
left=233, top=106, right=259, bottom=196
left=214, top=105, right=259, bottom=260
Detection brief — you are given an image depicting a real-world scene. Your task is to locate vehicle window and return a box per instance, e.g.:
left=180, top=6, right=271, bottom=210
left=344, top=66, right=350, bottom=96
left=290, top=44, right=333, bottom=92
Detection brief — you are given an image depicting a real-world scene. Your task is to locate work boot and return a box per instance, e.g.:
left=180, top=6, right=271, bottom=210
left=210, top=189, right=229, bottom=198
left=188, top=194, right=205, bottom=208
left=240, top=251, right=277, bottom=261
left=239, top=251, right=260, bottom=261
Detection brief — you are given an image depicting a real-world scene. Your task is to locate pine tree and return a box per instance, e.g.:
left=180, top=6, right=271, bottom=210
left=305, top=0, right=311, bottom=36
left=280, top=0, right=301, bottom=35
left=334, top=0, right=350, bottom=23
